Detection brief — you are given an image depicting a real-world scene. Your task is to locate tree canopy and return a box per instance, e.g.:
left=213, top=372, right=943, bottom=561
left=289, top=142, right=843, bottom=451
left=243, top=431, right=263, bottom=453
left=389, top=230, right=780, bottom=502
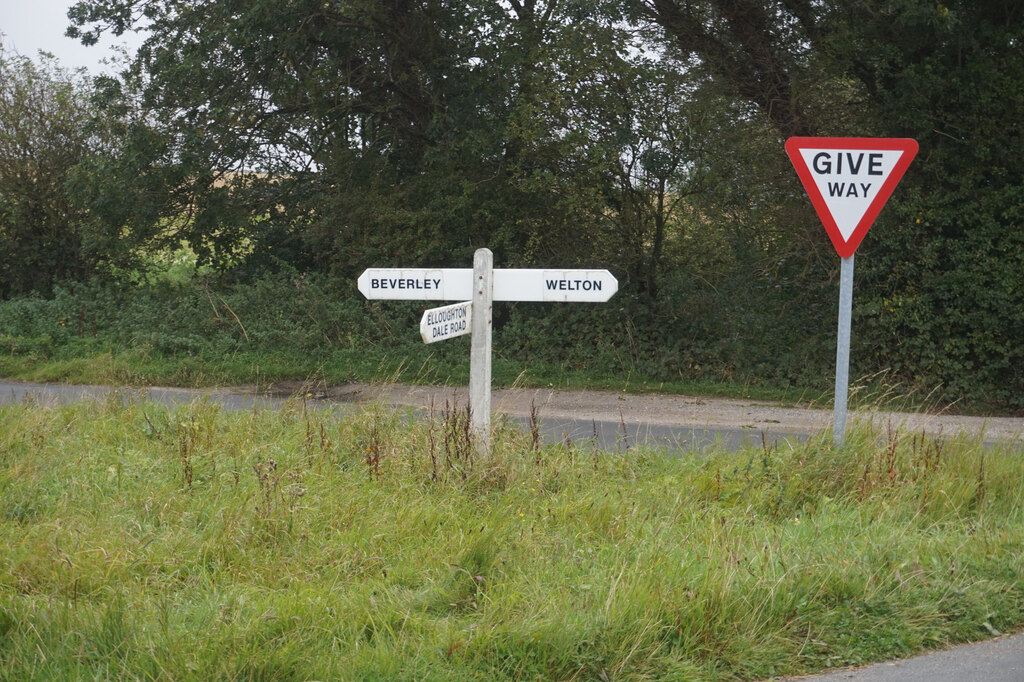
left=0, top=48, right=121, bottom=296
left=0, top=0, right=1018, bottom=405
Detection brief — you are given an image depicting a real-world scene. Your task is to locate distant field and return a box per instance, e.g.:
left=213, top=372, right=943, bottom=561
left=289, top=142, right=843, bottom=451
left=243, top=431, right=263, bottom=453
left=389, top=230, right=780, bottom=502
left=1, top=398, right=1023, bottom=680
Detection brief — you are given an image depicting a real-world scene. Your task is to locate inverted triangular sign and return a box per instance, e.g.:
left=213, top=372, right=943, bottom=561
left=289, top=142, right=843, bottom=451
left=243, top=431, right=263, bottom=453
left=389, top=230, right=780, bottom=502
left=786, top=137, right=918, bottom=257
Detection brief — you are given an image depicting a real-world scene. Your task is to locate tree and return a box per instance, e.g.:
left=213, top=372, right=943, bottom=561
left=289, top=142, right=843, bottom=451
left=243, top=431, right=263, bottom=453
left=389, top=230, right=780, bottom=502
left=64, top=0, right=684, bottom=279
left=63, top=0, right=1023, bottom=404
left=66, top=0, right=512, bottom=274
left=829, top=1, right=1024, bottom=406
left=636, top=0, right=823, bottom=138
left=637, top=0, right=1024, bottom=405
left=0, top=48, right=116, bottom=297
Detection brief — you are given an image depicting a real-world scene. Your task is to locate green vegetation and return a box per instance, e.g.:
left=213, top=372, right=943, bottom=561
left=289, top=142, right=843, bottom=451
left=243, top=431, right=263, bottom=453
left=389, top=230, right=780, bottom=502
left=3, top=3, right=1023, bottom=408
left=0, top=51, right=123, bottom=296
left=0, top=264, right=1007, bottom=413
left=1, top=398, right=1022, bottom=680
left=2, top=6, right=1020, bottom=677
left=0, top=268, right=893, bottom=410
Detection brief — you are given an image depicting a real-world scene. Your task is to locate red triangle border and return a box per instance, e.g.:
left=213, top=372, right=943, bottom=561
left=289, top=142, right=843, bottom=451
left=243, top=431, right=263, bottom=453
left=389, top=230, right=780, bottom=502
left=785, top=137, right=919, bottom=258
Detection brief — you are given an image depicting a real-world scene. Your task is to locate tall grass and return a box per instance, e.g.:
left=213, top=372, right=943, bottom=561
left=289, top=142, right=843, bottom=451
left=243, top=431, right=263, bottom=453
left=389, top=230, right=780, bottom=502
left=1, top=397, right=1022, bottom=680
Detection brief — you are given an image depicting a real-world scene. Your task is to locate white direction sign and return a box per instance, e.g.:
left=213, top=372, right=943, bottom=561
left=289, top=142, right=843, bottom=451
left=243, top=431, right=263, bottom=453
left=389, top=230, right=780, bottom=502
left=496, top=269, right=617, bottom=302
left=420, top=301, right=472, bottom=344
left=357, top=269, right=470, bottom=301
left=358, top=268, right=617, bottom=302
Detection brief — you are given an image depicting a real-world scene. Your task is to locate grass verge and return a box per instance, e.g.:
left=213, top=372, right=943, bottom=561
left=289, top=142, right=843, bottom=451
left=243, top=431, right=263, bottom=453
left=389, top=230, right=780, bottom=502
left=1, top=397, right=1022, bottom=680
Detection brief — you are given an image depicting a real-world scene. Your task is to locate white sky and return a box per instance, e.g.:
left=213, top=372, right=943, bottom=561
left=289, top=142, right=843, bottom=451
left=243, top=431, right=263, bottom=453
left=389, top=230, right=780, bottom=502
left=1, top=0, right=144, bottom=74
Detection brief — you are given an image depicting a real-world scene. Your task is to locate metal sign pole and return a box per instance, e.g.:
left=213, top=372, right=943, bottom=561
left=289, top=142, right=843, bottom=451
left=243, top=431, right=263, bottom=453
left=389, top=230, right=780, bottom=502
left=469, top=248, right=493, bottom=456
left=833, top=253, right=854, bottom=446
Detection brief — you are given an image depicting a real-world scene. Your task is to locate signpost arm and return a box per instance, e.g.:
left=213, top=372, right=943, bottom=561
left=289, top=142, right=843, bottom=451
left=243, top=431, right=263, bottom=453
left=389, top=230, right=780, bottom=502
left=470, top=248, right=493, bottom=456
left=833, top=254, right=854, bottom=446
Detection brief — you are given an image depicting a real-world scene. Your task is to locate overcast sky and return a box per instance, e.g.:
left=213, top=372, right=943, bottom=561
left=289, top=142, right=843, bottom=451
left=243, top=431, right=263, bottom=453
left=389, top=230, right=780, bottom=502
left=1, top=0, right=144, bottom=74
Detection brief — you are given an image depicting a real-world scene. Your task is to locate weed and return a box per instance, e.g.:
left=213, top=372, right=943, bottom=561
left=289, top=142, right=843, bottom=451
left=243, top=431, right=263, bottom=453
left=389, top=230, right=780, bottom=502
left=302, top=411, right=333, bottom=470
left=884, top=422, right=900, bottom=484
left=0, top=400, right=1021, bottom=681
left=529, top=398, right=541, bottom=461
left=975, top=451, right=986, bottom=510
left=427, top=396, right=439, bottom=482
left=364, top=423, right=383, bottom=479
left=441, top=398, right=474, bottom=480
left=177, top=416, right=196, bottom=490
left=252, top=454, right=280, bottom=518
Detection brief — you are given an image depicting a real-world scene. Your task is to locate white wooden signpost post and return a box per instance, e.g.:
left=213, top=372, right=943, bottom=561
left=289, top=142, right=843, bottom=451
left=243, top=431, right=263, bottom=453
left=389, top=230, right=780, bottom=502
left=469, top=248, right=493, bottom=454
left=786, top=137, right=918, bottom=446
left=358, top=249, right=618, bottom=455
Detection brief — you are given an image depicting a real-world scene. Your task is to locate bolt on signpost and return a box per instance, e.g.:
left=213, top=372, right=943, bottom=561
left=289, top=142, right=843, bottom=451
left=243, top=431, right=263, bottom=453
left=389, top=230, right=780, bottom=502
left=786, top=137, right=918, bottom=446
left=357, top=249, right=617, bottom=456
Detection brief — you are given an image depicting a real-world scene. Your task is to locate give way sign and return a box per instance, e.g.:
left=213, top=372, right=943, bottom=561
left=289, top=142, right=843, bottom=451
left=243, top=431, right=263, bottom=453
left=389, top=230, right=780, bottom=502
left=785, top=137, right=918, bottom=257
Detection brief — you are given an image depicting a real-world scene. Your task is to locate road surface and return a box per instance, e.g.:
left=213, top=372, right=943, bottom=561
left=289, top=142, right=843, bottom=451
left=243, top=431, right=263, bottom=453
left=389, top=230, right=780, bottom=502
left=3, top=380, right=1020, bottom=450
left=0, top=380, right=811, bottom=453
left=778, top=630, right=1024, bottom=681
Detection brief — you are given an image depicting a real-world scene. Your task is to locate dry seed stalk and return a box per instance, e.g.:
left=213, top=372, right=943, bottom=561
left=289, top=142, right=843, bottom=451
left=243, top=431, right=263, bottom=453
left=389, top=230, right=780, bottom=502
left=253, top=456, right=279, bottom=517
left=975, top=451, right=986, bottom=509
left=529, top=398, right=541, bottom=462
left=366, top=423, right=383, bottom=479
left=428, top=397, right=438, bottom=482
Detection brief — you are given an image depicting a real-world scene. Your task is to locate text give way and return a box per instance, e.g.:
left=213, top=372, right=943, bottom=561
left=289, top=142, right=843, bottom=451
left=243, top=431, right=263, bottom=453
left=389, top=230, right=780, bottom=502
left=358, top=268, right=618, bottom=302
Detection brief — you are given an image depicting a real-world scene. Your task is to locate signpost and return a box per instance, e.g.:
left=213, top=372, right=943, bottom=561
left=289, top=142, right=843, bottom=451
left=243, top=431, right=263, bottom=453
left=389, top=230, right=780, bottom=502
left=786, top=137, right=918, bottom=446
left=359, top=250, right=618, bottom=455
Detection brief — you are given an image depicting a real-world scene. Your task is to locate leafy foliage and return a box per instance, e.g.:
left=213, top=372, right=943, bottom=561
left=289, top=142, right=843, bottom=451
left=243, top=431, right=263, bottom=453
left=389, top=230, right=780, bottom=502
left=832, top=1, right=1024, bottom=405
left=0, top=49, right=115, bottom=296
left=638, top=0, right=1024, bottom=406
left=0, top=0, right=1017, bottom=406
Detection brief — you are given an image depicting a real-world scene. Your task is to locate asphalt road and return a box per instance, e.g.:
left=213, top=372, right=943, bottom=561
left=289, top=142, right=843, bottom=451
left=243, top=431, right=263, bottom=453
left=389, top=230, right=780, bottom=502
left=0, top=381, right=283, bottom=412
left=778, top=630, right=1024, bottom=682
left=2, top=379, right=1022, bottom=680
left=0, top=380, right=807, bottom=454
